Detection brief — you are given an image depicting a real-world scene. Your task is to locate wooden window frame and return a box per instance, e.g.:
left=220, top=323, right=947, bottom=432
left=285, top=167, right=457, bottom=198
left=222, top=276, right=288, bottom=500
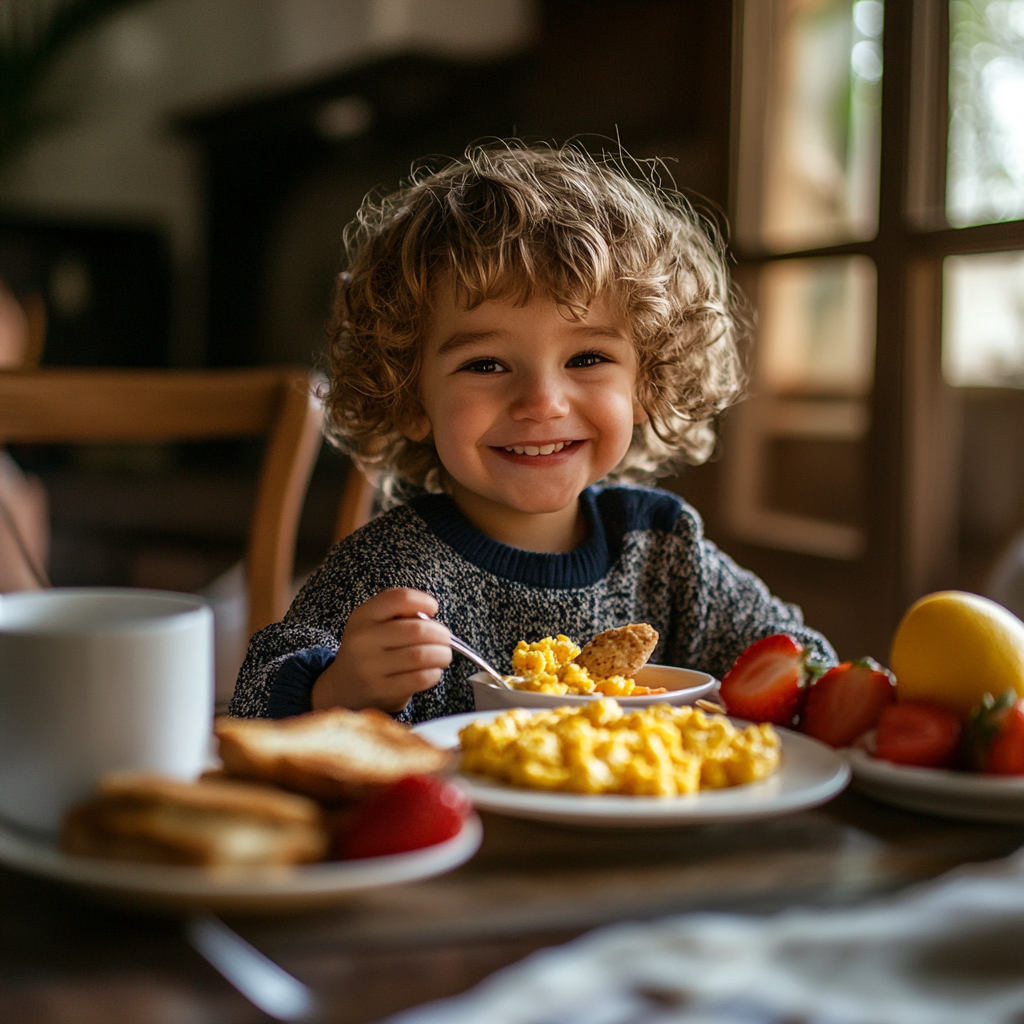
left=727, top=0, right=1024, bottom=633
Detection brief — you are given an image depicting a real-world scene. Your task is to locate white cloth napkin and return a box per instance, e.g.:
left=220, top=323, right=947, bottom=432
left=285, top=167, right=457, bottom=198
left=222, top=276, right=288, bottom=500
left=384, top=850, right=1024, bottom=1024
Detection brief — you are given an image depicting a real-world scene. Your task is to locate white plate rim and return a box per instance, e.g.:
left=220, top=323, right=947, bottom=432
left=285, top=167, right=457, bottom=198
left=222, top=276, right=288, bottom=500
left=847, top=747, right=1024, bottom=799
left=0, top=812, right=482, bottom=903
left=469, top=666, right=717, bottom=707
left=414, top=710, right=850, bottom=826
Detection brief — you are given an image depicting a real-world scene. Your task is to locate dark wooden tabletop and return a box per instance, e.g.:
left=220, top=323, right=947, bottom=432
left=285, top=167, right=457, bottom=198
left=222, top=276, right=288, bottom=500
left=2, top=788, right=1023, bottom=1024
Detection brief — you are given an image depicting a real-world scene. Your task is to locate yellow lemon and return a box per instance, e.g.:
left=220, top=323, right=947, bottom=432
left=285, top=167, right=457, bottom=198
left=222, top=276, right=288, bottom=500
left=890, top=591, right=1024, bottom=718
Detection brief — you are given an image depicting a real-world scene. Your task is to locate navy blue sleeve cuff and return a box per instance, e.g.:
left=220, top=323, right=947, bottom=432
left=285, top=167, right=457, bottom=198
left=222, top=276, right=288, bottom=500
left=266, top=646, right=337, bottom=719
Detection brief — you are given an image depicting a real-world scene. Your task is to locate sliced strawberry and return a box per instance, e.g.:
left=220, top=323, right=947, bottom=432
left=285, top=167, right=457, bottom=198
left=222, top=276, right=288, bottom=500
left=874, top=701, right=962, bottom=768
left=962, top=690, right=1024, bottom=775
left=802, top=657, right=896, bottom=748
left=719, top=634, right=823, bottom=726
left=337, top=775, right=472, bottom=860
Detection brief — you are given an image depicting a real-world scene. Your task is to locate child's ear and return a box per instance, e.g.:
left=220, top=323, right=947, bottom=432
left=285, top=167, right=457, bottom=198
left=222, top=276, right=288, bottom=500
left=632, top=398, right=648, bottom=425
left=399, top=407, right=432, bottom=442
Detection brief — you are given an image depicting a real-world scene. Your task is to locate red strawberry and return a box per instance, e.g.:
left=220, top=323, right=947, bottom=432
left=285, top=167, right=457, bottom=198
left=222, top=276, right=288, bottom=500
left=719, top=634, right=824, bottom=726
left=962, top=690, right=1024, bottom=775
left=874, top=701, right=962, bottom=768
left=802, top=658, right=896, bottom=748
left=338, top=775, right=472, bottom=860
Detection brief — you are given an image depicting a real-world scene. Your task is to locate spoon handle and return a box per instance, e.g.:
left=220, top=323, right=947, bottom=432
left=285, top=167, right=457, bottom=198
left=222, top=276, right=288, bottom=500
left=447, top=633, right=515, bottom=689
left=415, top=612, right=515, bottom=690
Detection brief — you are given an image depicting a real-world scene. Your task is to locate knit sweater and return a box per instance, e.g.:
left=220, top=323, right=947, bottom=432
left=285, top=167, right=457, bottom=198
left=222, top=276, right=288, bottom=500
left=229, top=485, right=837, bottom=723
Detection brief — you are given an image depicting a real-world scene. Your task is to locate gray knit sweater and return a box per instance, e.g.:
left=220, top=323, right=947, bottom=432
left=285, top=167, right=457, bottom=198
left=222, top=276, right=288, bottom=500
left=229, top=485, right=836, bottom=723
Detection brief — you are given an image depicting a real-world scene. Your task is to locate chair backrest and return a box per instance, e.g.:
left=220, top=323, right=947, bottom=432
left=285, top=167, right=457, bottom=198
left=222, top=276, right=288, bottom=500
left=333, top=462, right=376, bottom=544
left=0, top=367, right=323, bottom=638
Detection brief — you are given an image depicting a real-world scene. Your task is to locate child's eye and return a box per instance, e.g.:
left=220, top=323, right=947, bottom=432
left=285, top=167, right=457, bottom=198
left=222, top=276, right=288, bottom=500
left=567, top=351, right=609, bottom=368
left=461, top=358, right=508, bottom=374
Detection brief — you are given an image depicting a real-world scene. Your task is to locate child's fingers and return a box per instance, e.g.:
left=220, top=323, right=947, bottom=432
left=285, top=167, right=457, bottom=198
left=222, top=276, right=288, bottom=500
left=375, top=642, right=452, bottom=678
left=362, top=587, right=439, bottom=622
left=383, top=667, right=446, bottom=696
left=378, top=615, right=450, bottom=652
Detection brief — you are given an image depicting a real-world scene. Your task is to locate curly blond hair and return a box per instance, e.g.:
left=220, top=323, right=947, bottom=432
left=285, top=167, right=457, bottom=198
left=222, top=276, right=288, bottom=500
left=324, top=141, right=747, bottom=496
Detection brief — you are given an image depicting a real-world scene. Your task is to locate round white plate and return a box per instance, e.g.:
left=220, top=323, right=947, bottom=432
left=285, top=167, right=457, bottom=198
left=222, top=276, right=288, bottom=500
left=470, top=664, right=717, bottom=712
left=0, top=813, right=482, bottom=914
left=847, top=748, right=1024, bottom=823
left=414, top=711, right=849, bottom=827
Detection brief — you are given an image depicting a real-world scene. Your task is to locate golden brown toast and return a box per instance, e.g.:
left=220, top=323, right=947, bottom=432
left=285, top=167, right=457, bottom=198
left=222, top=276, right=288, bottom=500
left=61, top=772, right=328, bottom=867
left=215, top=708, right=451, bottom=801
left=575, top=623, right=659, bottom=678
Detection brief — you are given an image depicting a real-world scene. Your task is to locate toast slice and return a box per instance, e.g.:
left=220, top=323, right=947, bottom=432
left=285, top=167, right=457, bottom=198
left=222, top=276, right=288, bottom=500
left=215, top=708, right=452, bottom=801
left=61, top=772, right=328, bottom=867
left=575, top=623, right=659, bottom=679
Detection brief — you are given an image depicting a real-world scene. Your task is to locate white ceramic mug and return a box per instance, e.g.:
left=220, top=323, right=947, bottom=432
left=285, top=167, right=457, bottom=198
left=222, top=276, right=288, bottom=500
left=0, top=588, right=214, bottom=833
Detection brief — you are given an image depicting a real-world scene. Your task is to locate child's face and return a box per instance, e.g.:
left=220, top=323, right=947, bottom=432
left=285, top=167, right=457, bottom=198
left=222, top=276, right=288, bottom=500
left=409, top=288, right=646, bottom=526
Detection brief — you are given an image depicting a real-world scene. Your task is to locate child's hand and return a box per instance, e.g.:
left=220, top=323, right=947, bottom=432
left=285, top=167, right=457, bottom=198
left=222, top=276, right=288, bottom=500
left=311, top=589, right=452, bottom=714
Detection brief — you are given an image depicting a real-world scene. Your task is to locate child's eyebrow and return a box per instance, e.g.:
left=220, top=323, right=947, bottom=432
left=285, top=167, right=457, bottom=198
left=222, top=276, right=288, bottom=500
left=435, top=330, right=506, bottom=356
left=436, top=323, right=627, bottom=357
left=572, top=324, right=627, bottom=341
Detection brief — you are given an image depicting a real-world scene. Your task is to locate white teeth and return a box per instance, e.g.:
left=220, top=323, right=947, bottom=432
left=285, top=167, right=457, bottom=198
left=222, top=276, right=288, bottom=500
left=503, top=441, right=572, bottom=456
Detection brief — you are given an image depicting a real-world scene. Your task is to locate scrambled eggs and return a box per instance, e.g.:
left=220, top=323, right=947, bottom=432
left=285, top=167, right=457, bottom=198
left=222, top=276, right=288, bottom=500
left=508, top=635, right=644, bottom=697
left=459, top=698, right=781, bottom=797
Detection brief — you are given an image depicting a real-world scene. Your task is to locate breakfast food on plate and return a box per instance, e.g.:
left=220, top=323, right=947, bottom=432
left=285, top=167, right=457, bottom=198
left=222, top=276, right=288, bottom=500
left=59, top=708, right=464, bottom=868
left=61, top=772, right=329, bottom=867
left=459, top=698, right=780, bottom=796
left=575, top=623, right=659, bottom=679
left=802, top=659, right=896, bottom=749
left=719, top=633, right=826, bottom=726
left=337, top=775, right=472, bottom=859
left=873, top=701, right=963, bottom=768
left=719, top=596, right=1024, bottom=778
left=961, top=691, right=1024, bottom=775
left=507, top=628, right=665, bottom=697
left=215, top=707, right=451, bottom=801
left=890, top=591, right=1024, bottom=717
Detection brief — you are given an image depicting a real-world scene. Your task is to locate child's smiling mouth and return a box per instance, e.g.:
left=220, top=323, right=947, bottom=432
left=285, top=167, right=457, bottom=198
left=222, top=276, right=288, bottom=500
left=499, top=440, right=578, bottom=457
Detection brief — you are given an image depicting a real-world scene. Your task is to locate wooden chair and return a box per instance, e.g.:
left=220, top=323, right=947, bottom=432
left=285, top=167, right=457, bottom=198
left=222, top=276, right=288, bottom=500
left=0, top=367, right=323, bottom=638
left=333, top=460, right=376, bottom=543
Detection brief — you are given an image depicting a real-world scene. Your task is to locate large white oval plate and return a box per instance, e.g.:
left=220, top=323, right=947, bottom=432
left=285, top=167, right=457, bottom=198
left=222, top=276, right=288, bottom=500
left=848, top=748, right=1024, bottom=823
left=414, top=710, right=849, bottom=828
left=0, top=813, right=482, bottom=914
left=470, top=664, right=717, bottom=712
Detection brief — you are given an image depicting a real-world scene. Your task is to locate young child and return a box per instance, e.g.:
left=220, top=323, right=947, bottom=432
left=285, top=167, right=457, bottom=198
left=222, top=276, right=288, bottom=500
left=230, top=143, right=836, bottom=722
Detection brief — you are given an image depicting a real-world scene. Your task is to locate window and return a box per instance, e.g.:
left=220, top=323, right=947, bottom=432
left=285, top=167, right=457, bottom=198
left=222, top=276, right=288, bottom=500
left=729, top=0, right=1024, bottom=639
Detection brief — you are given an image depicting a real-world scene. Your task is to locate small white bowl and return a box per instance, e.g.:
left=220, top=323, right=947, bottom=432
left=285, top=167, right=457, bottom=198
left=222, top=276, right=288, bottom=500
left=469, top=664, right=718, bottom=711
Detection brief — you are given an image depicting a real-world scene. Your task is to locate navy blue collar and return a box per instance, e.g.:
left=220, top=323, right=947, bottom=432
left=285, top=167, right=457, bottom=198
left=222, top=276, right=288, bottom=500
left=408, top=488, right=614, bottom=589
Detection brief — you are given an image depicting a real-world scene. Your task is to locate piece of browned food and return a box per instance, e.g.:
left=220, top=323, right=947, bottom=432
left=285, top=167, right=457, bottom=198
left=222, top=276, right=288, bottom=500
left=575, top=623, right=659, bottom=679
left=61, top=772, right=328, bottom=867
left=215, top=708, right=451, bottom=801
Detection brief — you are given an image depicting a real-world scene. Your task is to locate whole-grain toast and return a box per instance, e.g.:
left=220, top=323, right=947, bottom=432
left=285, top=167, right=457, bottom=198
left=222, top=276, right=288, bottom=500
left=575, top=623, right=659, bottom=679
left=61, top=772, right=328, bottom=867
left=215, top=708, right=451, bottom=802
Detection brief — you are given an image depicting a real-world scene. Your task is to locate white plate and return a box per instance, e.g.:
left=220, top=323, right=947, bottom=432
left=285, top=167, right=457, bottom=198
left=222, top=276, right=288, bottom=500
left=414, top=711, right=849, bottom=827
left=470, top=664, right=717, bottom=711
left=0, top=813, right=483, bottom=914
left=848, top=748, right=1024, bottom=823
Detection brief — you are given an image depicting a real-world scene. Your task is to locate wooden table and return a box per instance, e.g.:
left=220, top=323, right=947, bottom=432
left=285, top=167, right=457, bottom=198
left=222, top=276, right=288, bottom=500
left=2, top=789, right=1023, bottom=1024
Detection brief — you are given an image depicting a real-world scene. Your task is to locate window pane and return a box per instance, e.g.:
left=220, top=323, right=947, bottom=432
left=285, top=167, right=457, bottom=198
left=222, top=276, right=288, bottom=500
left=737, top=0, right=883, bottom=252
left=943, top=250, right=1024, bottom=385
left=758, top=256, right=877, bottom=395
left=948, top=0, right=1024, bottom=227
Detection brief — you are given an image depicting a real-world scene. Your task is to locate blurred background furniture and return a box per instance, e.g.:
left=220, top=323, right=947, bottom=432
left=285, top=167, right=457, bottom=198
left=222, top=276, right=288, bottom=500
left=0, top=367, right=323, bottom=641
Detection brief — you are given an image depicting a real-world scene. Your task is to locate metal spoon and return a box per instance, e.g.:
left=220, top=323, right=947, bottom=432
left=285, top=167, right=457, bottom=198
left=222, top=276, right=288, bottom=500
left=186, top=915, right=316, bottom=1020
left=416, top=613, right=521, bottom=690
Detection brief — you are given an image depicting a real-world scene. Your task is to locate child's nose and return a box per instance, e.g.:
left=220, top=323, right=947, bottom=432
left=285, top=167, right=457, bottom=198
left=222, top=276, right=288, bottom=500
left=508, top=369, right=571, bottom=421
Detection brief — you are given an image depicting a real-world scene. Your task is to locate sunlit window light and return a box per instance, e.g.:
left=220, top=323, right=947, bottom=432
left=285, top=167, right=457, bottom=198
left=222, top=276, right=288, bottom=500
left=948, top=0, right=1024, bottom=226
left=943, top=250, right=1024, bottom=386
